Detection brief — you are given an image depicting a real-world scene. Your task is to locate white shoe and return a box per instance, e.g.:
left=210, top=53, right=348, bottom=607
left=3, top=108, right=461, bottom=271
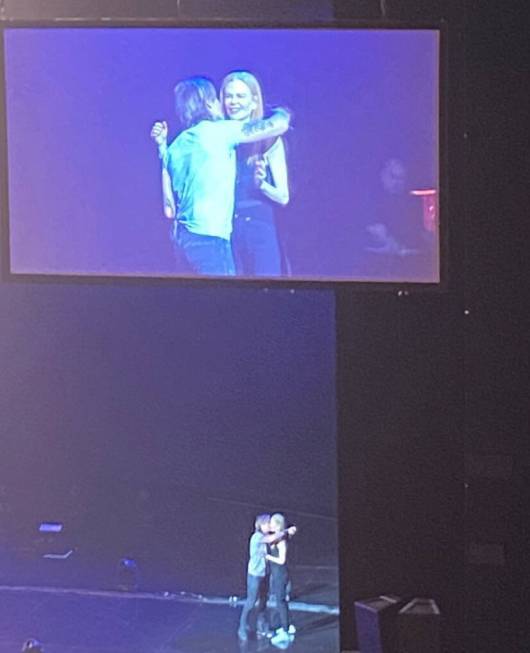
left=288, top=624, right=296, bottom=635
left=271, top=628, right=291, bottom=648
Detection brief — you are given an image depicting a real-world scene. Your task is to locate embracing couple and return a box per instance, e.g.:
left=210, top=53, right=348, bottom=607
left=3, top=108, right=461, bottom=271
left=151, top=72, right=290, bottom=277
left=239, top=512, right=297, bottom=648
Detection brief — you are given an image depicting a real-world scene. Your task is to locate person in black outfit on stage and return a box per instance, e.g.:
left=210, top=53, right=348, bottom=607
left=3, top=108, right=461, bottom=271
left=266, top=513, right=296, bottom=646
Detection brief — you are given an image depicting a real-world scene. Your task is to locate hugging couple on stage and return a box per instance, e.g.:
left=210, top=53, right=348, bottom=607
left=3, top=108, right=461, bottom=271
left=238, top=513, right=297, bottom=648
left=151, top=72, right=290, bottom=278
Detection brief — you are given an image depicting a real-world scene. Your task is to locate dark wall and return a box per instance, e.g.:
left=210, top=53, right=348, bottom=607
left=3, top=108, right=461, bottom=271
left=459, top=2, right=528, bottom=651
left=335, top=1, right=528, bottom=652
left=337, top=292, right=465, bottom=651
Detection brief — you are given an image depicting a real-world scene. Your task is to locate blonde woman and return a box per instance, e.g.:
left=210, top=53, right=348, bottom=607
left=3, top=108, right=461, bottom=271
left=266, top=513, right=296, bottom=645
left=220, top=71, right=290, bottom=277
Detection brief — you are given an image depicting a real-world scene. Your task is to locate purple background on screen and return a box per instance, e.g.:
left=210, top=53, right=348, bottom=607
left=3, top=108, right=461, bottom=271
left=4, top=27, right=439, bottom=281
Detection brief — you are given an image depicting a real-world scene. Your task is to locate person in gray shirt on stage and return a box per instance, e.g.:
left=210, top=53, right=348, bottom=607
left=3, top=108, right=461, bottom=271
left=151, top=76, right=291, bottom=276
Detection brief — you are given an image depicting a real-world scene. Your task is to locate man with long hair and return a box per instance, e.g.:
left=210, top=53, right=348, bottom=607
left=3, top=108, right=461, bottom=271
left=151, top=76, right=290, bottom=276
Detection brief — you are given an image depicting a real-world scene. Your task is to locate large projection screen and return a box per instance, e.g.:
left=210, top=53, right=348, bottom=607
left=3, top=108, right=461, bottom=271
left=1, top=23, right=442, bottom=285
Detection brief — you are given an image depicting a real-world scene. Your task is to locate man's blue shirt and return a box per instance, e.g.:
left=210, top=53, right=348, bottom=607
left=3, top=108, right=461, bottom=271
left=167, top=119, right=243, bottom=241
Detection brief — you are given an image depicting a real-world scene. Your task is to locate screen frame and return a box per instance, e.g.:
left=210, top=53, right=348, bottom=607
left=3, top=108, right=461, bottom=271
left=0, top=18, right=449, bottom=292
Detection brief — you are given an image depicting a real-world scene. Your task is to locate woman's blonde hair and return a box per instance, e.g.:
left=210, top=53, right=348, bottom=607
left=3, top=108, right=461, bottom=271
left=220, top=70, right=264, bottom=120
left=220, top=70, right=275, bottom=158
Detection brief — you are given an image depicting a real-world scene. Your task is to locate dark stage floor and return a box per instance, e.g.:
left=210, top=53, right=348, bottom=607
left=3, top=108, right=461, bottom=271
left=0, top=586, right=340, bottom=653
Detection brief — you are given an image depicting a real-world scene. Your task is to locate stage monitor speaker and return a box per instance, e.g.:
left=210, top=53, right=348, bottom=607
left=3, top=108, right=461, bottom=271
left=398, top=598, right=440, bottom=653
left=354, top=595, right=401, bottom=653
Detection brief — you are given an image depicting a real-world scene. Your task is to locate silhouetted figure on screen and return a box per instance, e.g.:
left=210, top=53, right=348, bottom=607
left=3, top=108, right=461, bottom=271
left=364, top=157, right=436, bottom=280
left=366, top=159, right=420, bottom=255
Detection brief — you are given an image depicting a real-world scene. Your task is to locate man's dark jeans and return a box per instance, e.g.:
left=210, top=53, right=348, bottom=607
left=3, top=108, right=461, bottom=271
left=232, top=215, right=281, bottom=277
left=239, top=573, right=269, bottom=633
left=177, top=225, right=235, bottom=276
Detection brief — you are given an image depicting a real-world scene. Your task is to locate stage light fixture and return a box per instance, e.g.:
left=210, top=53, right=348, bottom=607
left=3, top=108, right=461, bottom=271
left=117, top=557, right=139, bottom=591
